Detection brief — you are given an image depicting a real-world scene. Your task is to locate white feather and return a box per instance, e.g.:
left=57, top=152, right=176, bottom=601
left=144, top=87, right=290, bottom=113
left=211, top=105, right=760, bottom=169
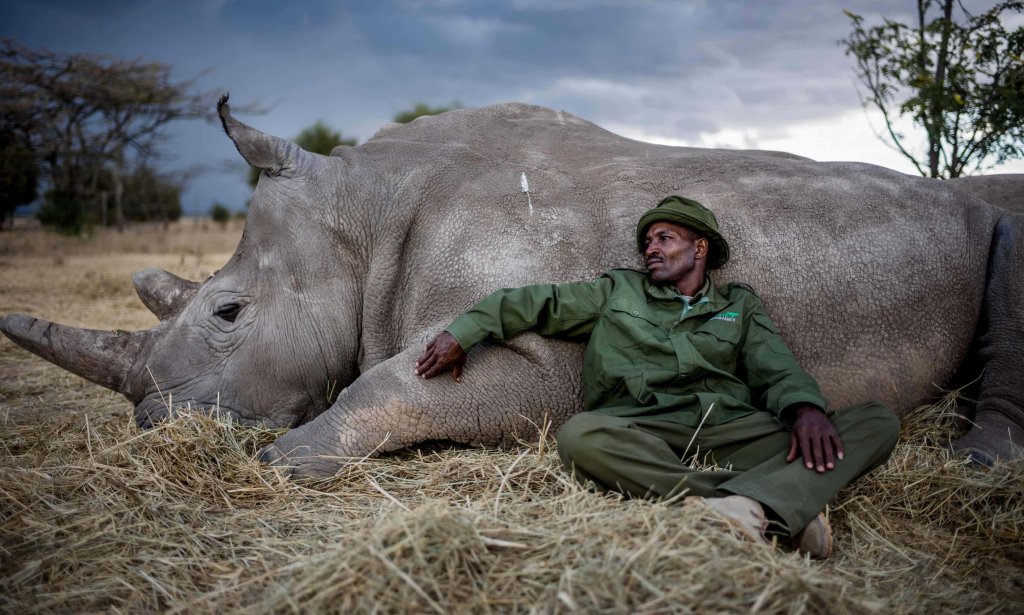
left=520, top=172, right=533, bottom=216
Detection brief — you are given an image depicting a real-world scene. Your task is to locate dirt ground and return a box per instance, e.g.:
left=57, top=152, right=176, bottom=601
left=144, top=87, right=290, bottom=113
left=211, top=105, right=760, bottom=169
left=0, top=219, right=1021, bottom=614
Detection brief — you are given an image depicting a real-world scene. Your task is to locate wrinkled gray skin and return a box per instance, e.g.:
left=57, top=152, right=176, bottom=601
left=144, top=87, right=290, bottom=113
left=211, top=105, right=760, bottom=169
left=3, top=98, right=1022, bottom=477
left=951, top=174, right=1024, bottom=215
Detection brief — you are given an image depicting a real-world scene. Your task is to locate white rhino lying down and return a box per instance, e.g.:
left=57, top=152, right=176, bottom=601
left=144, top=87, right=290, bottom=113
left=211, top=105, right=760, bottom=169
left=2, top=97, right=1022, bottom=477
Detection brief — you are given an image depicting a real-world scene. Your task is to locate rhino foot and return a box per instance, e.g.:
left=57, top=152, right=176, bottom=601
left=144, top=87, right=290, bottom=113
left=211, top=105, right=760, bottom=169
left=257, top=434, right=337, bottom=478
left=257, top=443, right=292, bottom=472
left=951, top=442, right=996, bottom=467
left=951, top=410, right=1024, bottom=466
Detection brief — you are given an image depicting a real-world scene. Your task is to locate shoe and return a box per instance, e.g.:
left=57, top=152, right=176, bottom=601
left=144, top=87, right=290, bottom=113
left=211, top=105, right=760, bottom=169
left=702, top=495, right=770, bottom=545
left=793, top=512, right=832, bottom=560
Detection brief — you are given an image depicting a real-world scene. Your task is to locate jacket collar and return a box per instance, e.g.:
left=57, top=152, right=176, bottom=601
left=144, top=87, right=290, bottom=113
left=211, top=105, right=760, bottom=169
left=646, top=276, right=728, bottom=311
left=646, top=276, right=710, bottom=301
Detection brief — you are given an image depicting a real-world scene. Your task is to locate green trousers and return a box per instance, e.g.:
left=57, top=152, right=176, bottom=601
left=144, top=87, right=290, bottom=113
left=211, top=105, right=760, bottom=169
left=556, top=401, right=900, bottom=537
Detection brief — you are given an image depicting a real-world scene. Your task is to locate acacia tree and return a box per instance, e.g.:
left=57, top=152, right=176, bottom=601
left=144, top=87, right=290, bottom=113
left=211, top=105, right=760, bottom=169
left=0, top=40, right=236, bottom=231
left=842, top=1, right=1024, bottom=178
left=247, top=120, right=356, bottom=188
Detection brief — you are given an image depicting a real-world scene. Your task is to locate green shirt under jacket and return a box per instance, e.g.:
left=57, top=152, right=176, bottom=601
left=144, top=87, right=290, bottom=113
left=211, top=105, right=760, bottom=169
left=445, top=269, right=828, bottom=427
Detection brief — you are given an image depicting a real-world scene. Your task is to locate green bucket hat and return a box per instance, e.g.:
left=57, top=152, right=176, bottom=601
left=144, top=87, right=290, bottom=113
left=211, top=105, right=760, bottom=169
left=635, top=195, right=730, bottom=269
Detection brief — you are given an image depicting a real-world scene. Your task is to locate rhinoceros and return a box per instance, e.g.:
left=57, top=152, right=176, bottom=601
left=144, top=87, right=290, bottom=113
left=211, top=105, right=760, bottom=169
left=951, top=174, right=1024, bottom=215
left=2, top=97, right=1022, bottom=476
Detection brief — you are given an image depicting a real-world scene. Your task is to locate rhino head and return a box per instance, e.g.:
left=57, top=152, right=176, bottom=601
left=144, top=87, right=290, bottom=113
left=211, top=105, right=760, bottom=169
left=1, top=96, right=366, bottom=429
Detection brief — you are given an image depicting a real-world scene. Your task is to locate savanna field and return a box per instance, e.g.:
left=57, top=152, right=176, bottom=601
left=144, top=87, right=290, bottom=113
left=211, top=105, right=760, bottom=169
left=0, top=219, right=1021, bottom=614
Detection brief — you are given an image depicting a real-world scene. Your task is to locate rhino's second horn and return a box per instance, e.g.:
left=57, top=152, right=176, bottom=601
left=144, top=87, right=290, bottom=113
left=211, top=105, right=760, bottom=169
left=132, top=268, right=200, bottom=321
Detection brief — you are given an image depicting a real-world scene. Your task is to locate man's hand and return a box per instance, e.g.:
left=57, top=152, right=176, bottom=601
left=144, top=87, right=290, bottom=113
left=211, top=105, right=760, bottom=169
left=414, top=331, right=468, bottom=381
left=786, top=405, right=844, bottom=473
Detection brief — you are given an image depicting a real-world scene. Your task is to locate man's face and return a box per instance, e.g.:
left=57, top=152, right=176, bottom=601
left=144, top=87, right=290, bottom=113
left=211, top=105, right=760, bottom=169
left=643, top=221, right=708, bottom=288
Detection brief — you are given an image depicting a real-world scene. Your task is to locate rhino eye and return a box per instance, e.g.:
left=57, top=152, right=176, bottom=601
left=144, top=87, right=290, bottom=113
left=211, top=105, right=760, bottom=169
left=215, top=303, right=242, bottom=322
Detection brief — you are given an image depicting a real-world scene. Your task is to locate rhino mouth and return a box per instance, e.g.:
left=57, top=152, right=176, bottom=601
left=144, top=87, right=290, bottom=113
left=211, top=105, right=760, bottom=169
left=134, top=395, right=256, bottom=429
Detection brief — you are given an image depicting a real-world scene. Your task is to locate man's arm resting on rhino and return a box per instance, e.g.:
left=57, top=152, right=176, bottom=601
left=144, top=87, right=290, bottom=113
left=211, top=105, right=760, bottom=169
left=415, top=279, right=611, bottom=380
left=785, top=404, right=845, bottom=474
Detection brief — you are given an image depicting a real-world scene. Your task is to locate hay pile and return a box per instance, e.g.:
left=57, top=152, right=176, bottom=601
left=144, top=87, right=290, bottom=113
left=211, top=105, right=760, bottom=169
left=1, top=396, right=1021, bottom=613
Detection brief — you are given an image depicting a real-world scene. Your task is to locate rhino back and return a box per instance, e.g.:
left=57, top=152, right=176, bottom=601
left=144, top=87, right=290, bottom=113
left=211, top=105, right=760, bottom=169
left=949, top=174, right=1024, bottom=214
left=355, top=103, right=999, bottom=414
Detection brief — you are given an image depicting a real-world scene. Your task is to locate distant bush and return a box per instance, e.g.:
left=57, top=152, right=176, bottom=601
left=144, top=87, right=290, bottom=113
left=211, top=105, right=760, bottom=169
left=36, top=166, right=182, bottom=233
left=393, top=102, right=461, bottom=124
left=209, top=203, right=231, bottom=226
left=37, top=191, right=83, bottom=235
left=122, top=166, right=182, bottom=224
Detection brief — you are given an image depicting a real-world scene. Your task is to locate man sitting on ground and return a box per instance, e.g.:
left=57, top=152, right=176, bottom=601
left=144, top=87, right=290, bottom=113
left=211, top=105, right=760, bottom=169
left=414, top=195, right=900, bottom=558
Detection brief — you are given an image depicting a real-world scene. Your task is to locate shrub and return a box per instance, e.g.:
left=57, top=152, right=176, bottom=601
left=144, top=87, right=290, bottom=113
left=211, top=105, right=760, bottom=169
left=209, top=203, right=231, bottom=226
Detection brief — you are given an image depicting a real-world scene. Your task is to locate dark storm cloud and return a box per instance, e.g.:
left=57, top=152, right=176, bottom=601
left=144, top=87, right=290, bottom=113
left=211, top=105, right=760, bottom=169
left=0, top=0, right=1011, bottom=211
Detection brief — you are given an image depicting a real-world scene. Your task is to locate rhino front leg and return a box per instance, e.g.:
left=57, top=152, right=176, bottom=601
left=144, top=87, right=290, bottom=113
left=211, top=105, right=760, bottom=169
left=259, top=335, right=584, bottom=477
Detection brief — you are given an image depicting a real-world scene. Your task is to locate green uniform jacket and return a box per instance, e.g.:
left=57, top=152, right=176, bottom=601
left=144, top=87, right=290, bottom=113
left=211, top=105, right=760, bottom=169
left=446, top=269, right=828, bottom=427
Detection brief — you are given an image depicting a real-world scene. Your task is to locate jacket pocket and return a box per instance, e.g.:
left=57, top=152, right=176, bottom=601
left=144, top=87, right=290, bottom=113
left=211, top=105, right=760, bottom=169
left=689, top=321, right=742, bottom=371
left=595, top=372, right=654, bottom=407
left=600, top=299, right=664, bottom=350
left=623, top=372, right=653, bottom=405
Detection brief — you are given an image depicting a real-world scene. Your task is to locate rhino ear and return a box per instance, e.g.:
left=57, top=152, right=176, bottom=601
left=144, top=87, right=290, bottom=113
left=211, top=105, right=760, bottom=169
left=132, top=268, right=200, bottom=321
left=217, top=93, right=323, bottom=178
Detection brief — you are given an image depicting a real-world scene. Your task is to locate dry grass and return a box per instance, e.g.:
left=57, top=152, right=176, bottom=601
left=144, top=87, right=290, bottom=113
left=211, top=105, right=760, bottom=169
left=0, top=218, right=240, bottom=347
left=1, top=216, right=244, bottom=259
left=1, top=223, right=1022, bottom=614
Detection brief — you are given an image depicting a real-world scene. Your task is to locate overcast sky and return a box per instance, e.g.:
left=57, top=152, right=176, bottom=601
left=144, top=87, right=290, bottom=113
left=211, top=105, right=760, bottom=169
left=4, top=0, right=1022, bottom=213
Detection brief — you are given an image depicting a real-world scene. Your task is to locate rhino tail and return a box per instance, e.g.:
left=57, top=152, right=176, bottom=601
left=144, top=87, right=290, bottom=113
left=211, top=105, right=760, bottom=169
left=217, top=93, right=322, bottom=178
left=952, top=211, right=1024, bottom=464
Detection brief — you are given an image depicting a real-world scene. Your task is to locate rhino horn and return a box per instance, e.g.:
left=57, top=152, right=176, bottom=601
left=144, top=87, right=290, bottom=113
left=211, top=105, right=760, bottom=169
left=0, top=314, right=153, bottom=399
left=217, top=93, right=322, bottom=178
left=132, top=268, right=200, bottom=321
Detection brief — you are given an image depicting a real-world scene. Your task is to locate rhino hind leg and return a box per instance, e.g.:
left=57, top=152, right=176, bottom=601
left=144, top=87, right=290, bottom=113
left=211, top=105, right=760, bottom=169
left=952, top=212, right=1024, bottom=465
left=260, top=337, right=584, bottom=478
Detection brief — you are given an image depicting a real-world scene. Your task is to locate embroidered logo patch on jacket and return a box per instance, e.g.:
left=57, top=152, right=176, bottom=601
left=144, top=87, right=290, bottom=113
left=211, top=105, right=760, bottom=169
left=710, top=311, right=740, bottom=323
